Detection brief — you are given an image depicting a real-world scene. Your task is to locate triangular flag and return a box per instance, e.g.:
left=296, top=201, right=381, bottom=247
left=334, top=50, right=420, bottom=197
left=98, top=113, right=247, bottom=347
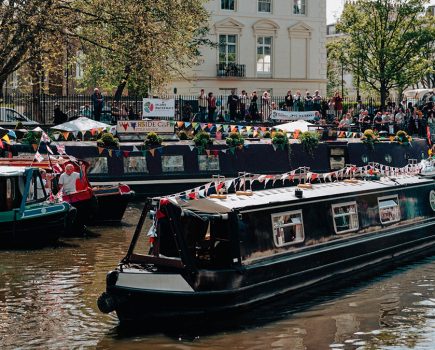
left=72, top=131, right=79, bottom=138
left=184, top=122, right=191, bottom=128
left=62, top=132, right=69, bottom=140
left=188, top=145, right=195, bottom=151
left=215, top=132, right=222, bottom=140
left=2, top=134, right=10, bottom=144
left=123, top=150, right=130, bottom=158
left=46, top=145, right=54, bottom=155
left=0, top=141, right=3, bottom=149
left=108, top=149, right=113, bottom=157
left=41, top=132, right=51, bottom=143
left=34, top=151, right=44, bottom=163
left=142, top=150, right=147, bottom=157
left=98, top=147, right=104, bottom=155
left=115, top=150, right=122, bottom=157
left=205, top=149, right=210, bottom=156
left=56, top=144, right=66, bottom=155
left=53, top=133, right=60, bottom=141
left=149, top=149, right=156, bottom=157
left=229, top=147, right=236, bottom=155
left=133, top=145, right=139, bottom=152
left=177, top=121, right=184, bottom=128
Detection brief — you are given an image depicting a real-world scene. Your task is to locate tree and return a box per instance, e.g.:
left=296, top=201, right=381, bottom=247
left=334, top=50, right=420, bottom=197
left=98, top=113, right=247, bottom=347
left=0, top=1, right=211, bottom=97
left=75, top=0, right=212, bottom=96
left=331, top=0, right=435, bottom=107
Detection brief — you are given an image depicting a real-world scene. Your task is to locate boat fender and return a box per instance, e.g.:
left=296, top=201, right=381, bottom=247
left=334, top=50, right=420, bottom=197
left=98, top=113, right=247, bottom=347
left=97, top=292, right=117, bottom=314
left=295, top=189, right=303, bottom=198
left=106, top=270, right=119, bottom=287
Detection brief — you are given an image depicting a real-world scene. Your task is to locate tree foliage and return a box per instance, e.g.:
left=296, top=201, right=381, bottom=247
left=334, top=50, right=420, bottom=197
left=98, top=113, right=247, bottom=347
left=330, top=0, right=435, bottom=107
left=0, top=0, right=211, bottom=95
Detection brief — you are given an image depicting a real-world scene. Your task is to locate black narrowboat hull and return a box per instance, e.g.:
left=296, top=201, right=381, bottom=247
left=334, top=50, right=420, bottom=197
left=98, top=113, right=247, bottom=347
left=64, top=197, right=98, bottom=235
left=0, top=207, right=76, bottom=248
left=104, top=219, right=435, bottom=322
left=93, top=187, right=135, bottom=224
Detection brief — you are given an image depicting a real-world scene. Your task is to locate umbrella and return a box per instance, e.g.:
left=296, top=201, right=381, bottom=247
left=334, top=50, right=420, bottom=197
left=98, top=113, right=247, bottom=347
left=276, top=120, right=315, bottom=133
left=51, top=117, right=110, bottom=132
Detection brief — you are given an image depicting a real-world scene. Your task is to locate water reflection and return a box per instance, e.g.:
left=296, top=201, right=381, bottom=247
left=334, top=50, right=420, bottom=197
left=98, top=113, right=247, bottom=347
left=0, top=203, right=434, bottom=349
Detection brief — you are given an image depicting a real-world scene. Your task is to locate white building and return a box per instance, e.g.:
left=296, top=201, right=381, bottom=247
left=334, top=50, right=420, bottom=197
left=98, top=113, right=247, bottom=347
left=170, top=0, right=327, bottom=96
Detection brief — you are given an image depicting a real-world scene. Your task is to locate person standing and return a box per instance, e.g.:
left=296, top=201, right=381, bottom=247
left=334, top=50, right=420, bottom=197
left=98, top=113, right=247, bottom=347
left=249, top=91, right=259, bottom=120
left=227, top=89, right=240, bottom=122
left=284, top=90, right=294, bottom=111
left=261, top=91, right=271, bottom=121
left=91, top=88, right=104, bottom=121
left=313, top=90, right=322, bottom=111
left=332, top=91, right=343, bottom=118
left=198, top=89, right=208, bottom=122
left=239, top=90, right=249, bottom=121
left=207, top=92, right=217, bottom=122
left=293, top=90, right=302, bottom=111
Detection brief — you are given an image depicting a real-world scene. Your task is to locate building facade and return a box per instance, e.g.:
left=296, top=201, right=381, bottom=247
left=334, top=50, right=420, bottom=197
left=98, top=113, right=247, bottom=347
left=170, top=0, right=327, bottom=96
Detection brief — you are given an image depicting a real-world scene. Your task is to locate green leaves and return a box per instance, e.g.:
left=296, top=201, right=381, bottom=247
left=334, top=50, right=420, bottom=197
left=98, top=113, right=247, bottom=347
left=330, top=0, right=435, bottom=106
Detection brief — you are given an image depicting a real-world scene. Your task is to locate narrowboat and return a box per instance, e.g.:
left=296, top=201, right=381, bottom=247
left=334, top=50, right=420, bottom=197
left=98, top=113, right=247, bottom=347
left=98, top=165, right=435, bottom=322
left=0, top=156, right=134, bottom=225
left=0, top=166, right=75, bottom=247
left=11, top=138, right=430, bottom=197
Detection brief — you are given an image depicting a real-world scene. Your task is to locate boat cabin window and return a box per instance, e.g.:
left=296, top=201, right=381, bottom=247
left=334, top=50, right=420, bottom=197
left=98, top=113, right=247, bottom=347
left=84, top=157, right=108, bottom=174
left=198, top=155, right=220, bottom=171
left=124, top=156, right=148, bottom=174
left=271, top=210, right=304, bottom=247
left=430, top=190, right=435, bottom=212
left=27, top=172, right=47, bottom=203
left=378, top=195, right=400, bottom=224
left=162, top=155, right=184, bottom=173
left=0, top=177, right=18, bottom=211
left=331, top=201, right=359, bottom=234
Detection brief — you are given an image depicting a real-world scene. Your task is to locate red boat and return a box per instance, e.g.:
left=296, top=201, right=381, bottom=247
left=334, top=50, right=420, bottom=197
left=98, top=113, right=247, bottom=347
left=0, top=156, right=134, bottom=227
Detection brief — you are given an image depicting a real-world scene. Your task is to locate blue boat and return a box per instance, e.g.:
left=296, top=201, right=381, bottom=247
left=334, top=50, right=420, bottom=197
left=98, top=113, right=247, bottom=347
left=0, top=166, right=76, bottom=248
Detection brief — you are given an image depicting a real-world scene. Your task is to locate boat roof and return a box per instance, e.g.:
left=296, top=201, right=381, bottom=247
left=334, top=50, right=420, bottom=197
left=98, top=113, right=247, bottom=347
left=0, top=166, right=30, bottom=177
left=174, top=175, right=433, bottom=214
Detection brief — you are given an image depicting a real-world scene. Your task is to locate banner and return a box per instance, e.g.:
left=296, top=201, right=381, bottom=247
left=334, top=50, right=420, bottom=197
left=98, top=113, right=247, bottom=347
left=142, top=98, right=175, bottom=118
left=116, top=120, right=174, bottom=134
left=270, top=110, right=319, bottom=121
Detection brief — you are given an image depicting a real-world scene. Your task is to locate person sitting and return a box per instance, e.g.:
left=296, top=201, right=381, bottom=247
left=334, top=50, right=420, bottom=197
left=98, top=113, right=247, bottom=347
left=53, top=104, right=68, bottom=125
left=58, top=164, right=81, bottom=194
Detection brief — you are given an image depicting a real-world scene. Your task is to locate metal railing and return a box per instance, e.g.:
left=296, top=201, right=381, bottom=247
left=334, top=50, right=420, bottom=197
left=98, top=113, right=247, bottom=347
left=0, top=93, right=425, bottom=125
left=216, top=63, right=246, bottom=77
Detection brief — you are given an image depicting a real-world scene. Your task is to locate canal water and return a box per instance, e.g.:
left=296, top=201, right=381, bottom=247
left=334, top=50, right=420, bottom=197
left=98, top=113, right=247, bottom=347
left=1, top=203, right=435, bottom=349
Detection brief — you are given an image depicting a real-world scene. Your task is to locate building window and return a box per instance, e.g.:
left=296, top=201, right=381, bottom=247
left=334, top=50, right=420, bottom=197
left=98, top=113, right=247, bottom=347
left=293, top=0, right=306, bottom=15
left=332, top=202, right=359, bottom=234
left=271, top=210, right=304, bottom=247
left=221, top=0, right=235, bottom=10
left=219, top=34, right=237, bottom=65
left=123, top=156, right=148, bottom=174
left=258, top=0, right=271, bottom=13
left=162, top=155, right=184, bottom=173
left=256, top=36, right=272, bottom=74
left=378, top=195, right=401, bottom=224
left=198, top=155, right=220, bottom=171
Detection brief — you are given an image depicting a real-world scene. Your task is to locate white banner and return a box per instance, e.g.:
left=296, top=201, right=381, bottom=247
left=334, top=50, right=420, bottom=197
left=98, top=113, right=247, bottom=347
left=142, top=98, right=175, bottom=118
left=116, top=120, right=174, bottom=133
left=270, top=110, right=318, bottom=121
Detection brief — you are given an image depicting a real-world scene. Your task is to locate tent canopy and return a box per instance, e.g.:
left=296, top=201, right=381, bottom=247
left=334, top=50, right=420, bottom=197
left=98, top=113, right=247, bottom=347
left=276, top=120, right=315, bottom=133
left=51, top=117, right=110, bottom=132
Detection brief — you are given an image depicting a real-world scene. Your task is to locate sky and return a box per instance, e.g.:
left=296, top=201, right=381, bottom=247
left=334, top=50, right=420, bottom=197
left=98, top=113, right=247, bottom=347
left=327, top=0, right=435, bottom=24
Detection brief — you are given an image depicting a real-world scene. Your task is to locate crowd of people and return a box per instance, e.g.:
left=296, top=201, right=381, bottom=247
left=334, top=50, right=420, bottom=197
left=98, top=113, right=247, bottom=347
left=184, top=88, right=435, bottom=139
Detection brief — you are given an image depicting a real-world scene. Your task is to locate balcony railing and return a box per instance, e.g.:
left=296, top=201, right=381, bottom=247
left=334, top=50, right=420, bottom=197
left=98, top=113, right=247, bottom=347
left=216, top=63, right=246, bottom=78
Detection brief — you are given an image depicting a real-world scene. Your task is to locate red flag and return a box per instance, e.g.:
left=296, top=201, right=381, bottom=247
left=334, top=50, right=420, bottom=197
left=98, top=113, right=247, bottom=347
left=427, top=126, right=432, bottom=146
left=156, top=209, right=166, bottom=219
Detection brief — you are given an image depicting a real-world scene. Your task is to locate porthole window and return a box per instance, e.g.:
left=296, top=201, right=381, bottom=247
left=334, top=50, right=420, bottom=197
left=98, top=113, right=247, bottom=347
left=271, top=210, right=304, bottom=247
left=384, top=154, right=392, bottom=163
left=361, top=154, right=368, bottom=163
left=430, top=190, right=435, bottom=212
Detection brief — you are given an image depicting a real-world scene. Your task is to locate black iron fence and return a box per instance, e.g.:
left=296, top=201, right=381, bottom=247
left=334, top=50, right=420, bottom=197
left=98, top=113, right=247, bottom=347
left=0, top=93, right=419, bottom=125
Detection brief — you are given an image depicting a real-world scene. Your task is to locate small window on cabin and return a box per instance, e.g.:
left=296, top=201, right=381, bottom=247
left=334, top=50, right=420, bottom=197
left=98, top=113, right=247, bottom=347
left=85, top=157, right=108, bottom=174
left=332, top=202, right=359, bottom=234
left=162, top=155, right=184, bottom=172
left=271, top=210, right=304, bottom=247
left=124, top=156, right=148, bottom=174
left=378, top=195, right=400, bottom=224
left=198, top=155, right=220, bottom=171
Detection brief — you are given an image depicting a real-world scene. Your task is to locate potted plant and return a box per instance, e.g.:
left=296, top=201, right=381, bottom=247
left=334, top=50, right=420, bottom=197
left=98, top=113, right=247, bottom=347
left=395, top=130, right=412, bottom=145
left=193, top=131, right=213, bottom=149
left=226, top=132, right=245, bottom=147
left=272, top=131, right=289, bottom=149
left=97, top=132, right=119, bottom=148
left=262, top=131, right=271, bottom=139
left=144, top=132, right=162, bottom=149
left=361, top=129, right=379, bottom=150
left=299, top=131, right=319, bottom=157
